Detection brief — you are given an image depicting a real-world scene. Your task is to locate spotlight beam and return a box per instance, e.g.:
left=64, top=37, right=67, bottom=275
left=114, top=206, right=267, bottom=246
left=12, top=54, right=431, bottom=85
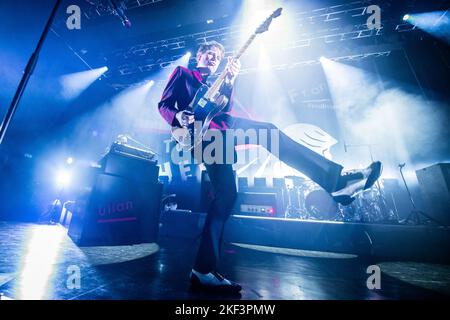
left=60, top=66, right=108, bottom=100
left=403, top=10, right=450, bottom=44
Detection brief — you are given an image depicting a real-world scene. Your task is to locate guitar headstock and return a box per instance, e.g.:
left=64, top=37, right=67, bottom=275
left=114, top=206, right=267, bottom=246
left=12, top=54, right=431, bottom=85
left=255, top=7, right=283, bottom=34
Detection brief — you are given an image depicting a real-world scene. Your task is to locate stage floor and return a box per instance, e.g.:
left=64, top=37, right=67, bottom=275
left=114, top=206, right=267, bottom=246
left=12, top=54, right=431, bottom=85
left=0, top=221, right=449, bottom=300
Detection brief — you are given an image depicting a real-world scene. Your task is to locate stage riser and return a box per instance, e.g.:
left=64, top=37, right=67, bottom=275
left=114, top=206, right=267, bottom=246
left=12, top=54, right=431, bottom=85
left=223, top=217, right=450, bottom=262
left=159, top=211, right=450, bottom=262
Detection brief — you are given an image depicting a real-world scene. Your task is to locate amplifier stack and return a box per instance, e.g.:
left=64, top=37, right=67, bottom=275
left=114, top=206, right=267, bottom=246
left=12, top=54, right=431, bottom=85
left=68, top=143, right=162, bottom=245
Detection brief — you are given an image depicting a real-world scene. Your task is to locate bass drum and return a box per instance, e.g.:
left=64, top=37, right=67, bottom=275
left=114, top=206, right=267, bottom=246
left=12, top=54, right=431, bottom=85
left=305, top=189, right=339, bottom=220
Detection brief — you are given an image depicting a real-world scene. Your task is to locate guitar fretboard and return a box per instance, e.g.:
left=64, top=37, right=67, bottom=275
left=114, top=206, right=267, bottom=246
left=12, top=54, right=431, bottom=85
left=205, top=33, right=257, bottom=100
left=235, top=34, right=257, bottom=60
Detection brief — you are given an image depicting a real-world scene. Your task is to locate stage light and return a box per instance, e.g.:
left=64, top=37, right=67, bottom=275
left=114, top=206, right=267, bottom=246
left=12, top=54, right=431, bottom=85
left=60, top=66, right=109, bottom=100
left=180, top=52, right=192, bottom=67
left=66, top=157, right=74, bottom=165
left=233, top=1, right=292, bottom=46
left=206, top=19, right=214, bottom=24
left=55, top=170, right=71, bottom=188
left=403, top=11, right=450, bottom=43
left=144, top=79, right=155, bottom=89
left=98, top=66, right=109, bottom=80
left=403, top=14, right=410, bottom=21
left=112, top=79, right=155, bottom=108
left=69, top=52, right=194, bottom=148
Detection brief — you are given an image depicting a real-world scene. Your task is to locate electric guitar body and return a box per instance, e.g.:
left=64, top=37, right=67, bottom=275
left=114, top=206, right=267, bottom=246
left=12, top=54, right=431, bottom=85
left=171, top=84, right=229, bottom=151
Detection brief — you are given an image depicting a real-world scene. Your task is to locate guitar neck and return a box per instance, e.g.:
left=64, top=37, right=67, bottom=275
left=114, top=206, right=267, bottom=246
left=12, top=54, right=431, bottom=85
left=235, top=33, right=257, bottom=60
left=205, top=33, right=257, bottom=99
left=203, top=7, right=282, bottom=99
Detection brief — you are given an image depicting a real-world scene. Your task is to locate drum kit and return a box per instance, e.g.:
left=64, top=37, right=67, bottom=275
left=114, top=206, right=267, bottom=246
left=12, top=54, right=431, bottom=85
left=282, top=175, right=397, bottom=223
left=283, top=176, right=336, bottom=220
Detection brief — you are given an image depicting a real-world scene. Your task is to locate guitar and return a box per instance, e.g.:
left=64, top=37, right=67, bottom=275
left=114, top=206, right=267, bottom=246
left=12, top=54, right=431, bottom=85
left=171, top=7, right=283, bottom=151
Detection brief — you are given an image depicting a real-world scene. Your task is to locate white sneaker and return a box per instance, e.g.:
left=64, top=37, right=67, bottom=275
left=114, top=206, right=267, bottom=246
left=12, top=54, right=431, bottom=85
left=331, top=161, right=382, bottom=205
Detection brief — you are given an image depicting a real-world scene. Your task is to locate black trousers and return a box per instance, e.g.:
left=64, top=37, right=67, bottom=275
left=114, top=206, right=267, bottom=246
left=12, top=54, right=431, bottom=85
left=193, top=117, right=343, bottom=273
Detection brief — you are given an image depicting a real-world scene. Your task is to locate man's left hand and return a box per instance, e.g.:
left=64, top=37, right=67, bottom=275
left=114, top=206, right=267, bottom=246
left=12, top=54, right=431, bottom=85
left=224, top=57, right=241, bottom=86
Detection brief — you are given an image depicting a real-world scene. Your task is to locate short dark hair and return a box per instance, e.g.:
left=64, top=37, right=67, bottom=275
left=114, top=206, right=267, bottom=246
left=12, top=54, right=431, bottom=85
left=196, top=41, right=225, bottom=60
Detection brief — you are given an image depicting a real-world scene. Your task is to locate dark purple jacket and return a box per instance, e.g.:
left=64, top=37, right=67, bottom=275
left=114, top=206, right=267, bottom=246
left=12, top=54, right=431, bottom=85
left=158, top=66, right=234, bottom=130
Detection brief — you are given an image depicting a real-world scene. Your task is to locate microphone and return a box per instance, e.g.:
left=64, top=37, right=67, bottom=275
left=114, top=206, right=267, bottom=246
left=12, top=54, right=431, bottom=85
left=108, top=0, right=131, bottom=28
left=398, top=163, right=406, bottom=168
left=343, top=140, right=347, bottom=152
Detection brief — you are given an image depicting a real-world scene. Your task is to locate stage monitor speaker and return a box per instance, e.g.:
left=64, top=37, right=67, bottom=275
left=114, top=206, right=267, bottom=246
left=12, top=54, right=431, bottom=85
left=68, top=172, right=162, bottom=245
left=415, top=163, right=450, bottom=225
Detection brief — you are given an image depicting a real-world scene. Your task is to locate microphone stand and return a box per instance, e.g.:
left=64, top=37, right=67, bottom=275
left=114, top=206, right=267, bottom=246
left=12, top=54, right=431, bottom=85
left=0, top=0, right=62, bottom=145
left=398, top=163, right=440, bottom=225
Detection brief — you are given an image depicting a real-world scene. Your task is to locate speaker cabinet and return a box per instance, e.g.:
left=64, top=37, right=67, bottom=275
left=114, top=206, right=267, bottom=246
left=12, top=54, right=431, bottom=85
left=68, top=153, right=162, bottom=245
left=416, top=163, right=450, bottom=225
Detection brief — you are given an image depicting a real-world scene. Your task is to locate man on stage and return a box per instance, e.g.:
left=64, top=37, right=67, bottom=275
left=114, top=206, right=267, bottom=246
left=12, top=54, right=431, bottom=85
left=158, top=41, right=382, bottom=293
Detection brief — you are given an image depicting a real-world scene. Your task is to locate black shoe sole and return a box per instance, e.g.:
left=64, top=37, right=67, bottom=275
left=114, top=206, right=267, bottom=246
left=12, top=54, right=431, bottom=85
left=364, top=161, right=382, bottom=190
left=333, top=161, right=382, bottom=206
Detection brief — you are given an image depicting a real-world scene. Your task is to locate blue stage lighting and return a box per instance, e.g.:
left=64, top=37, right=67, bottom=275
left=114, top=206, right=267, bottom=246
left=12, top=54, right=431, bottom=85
left=55, top=170, right=71, bottom=188
left=60, top=66, right=109, bottom=100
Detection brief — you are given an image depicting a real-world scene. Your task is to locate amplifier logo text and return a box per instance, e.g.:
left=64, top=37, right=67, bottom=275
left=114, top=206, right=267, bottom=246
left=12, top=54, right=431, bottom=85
left=97, top=201, right=134, bottom=216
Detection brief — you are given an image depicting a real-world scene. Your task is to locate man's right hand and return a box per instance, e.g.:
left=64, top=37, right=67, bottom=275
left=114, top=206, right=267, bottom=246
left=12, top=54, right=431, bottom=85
left=175, top=110, right=195, bottom=128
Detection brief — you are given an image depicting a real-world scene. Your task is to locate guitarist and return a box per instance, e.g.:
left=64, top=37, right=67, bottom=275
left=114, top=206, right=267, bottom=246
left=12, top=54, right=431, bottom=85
left=158, top=41, right=382, bottom=293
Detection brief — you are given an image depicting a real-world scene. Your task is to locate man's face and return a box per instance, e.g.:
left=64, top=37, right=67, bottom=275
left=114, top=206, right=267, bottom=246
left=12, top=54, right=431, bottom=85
left=196, top=47, right=223, bottom=74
